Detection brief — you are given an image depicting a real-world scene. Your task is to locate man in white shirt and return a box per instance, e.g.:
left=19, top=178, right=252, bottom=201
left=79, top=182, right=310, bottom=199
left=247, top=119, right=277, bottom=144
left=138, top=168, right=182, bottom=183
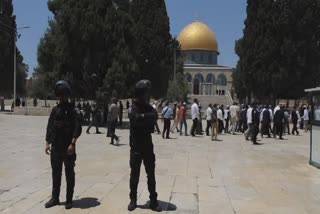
left=303, top=106, right=309, bottom=132
left=229, top=102, right=240, bottom=135
left=268, top=105, right=273, bottom=134
left=245, top=104, right=253, bottom=140
left=190, top=99, right=199, bottom=136
left=273, top=105, right=280, bottom=115
left=206, top=104, right=213, bottom=136
left=217, top=106, right=223, bottom=134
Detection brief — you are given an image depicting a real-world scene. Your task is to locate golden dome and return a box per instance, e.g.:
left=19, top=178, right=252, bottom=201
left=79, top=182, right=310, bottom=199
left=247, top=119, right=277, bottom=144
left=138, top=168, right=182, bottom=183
left=177, top=21, right=218, bottom=52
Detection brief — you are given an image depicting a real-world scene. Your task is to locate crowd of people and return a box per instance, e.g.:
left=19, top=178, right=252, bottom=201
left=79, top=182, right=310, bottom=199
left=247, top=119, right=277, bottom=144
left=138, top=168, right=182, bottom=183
left=73, top=99, right=126, bottom=145
left=156, top=99, right=311, bottom=145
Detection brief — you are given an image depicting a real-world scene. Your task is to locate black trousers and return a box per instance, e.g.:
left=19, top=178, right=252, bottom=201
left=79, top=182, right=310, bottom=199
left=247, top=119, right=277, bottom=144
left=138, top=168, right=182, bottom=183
left=274, top=122, right=283, bottom=139
left=109, top=120, right=119, bottom=144
left=252, top=124, right=259, bottom=143
left=119, top=113, right=123, bottom=126
left=238, top=120, right=243, bottom=132
left=191, top=118, right=198, bottom=136
left=163, top=118, right=171, bottom=138
left=225, top=119, right=229, bottom=133
left=292, top=120, right=299, bottom=135
left=129, top=148, right=157, bottom=201
left=262, top=122, right=271, bottom=137
left=206, top=120, right=212, bottom=135
left=51, top=152, right=76, bottom=202
left=218, top=119, right=223, bottom=133
left=86, top=120, right=99, bottom=133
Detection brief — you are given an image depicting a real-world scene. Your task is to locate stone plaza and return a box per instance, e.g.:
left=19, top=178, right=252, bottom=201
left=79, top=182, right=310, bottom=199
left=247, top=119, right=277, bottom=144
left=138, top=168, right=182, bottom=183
left=0, top=114, right=320, bottom=214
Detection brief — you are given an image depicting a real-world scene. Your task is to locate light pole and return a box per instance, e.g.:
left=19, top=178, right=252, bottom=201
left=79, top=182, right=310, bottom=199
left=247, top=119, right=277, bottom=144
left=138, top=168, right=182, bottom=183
left=0, top=21, right=29, bottom=108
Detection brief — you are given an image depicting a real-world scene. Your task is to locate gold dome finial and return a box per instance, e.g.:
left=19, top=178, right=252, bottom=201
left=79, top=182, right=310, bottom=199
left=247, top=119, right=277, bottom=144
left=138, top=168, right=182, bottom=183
left=177, top=21, right=218, bottom=52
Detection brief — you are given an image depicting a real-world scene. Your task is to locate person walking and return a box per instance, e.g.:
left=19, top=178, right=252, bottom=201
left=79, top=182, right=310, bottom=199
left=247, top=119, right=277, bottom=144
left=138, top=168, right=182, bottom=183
left=190, top=99, right=199, bottom=137
left=179, top=102, right=188, bottom=136
left=161, top=102, right=173, bottom=139
left=229, top=102, right=239, bottom=135
left=251, top=103, right=262, bottom=145
left=206, top=104, right=213, bottom=136
left=86, top=104, right=101, bottom=134
left=45, top=80, right=82, bottom=210
left=118, top=100, right=124, bottom=126
left=108, top=98, right=120, bottom=145
left=170, top=103, right=180, bottom=133
left=283, top=108, right=290, bottom=135
left=245, top=104, right=254, bottom=141
left=211, top=104, right=219, bottom=141
left=196, top=104, right=204, bottom=135
left=291, top=106, right=299, bottom=135
left=303, top=106, right=310, bottom=132
left=128, top=80, right=161, bottom=212
left=217, top=106, right=224, bottom=134
left=273, top=105, right=285, bottom=140
left=224, top=105, right=230, bottom=134
left=261, top=105, right=271, bottom=138
left=152, top=101, right=161, bottom=134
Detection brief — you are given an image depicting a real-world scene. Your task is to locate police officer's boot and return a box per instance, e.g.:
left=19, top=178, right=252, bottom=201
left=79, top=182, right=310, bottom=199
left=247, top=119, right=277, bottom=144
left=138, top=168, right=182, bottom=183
left=65, top=201, right=72, bottom=209
left=65, top=193, right=73, bottom=209
left=45, top=197, right=60, bottom=208
left=127, top=199, right=137, bottom=211
left=150, top=199, right=161, bottom=212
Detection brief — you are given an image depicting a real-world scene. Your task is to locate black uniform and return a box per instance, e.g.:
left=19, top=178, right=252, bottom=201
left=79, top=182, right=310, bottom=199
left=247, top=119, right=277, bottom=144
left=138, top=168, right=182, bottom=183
left=46, top=102, right=81, bottom=202
left=128, top=102, right=158, bottom=202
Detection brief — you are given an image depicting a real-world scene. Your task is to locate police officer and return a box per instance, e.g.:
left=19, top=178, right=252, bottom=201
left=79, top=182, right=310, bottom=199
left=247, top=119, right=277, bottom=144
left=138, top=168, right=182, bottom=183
left=128, top=80, right=161, bottom=212
left=45, top=80, right=81, bottom=209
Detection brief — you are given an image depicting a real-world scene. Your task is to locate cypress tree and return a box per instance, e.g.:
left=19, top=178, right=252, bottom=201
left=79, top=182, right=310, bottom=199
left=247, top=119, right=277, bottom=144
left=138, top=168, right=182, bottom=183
left=0, top=0, right=27, bottom=96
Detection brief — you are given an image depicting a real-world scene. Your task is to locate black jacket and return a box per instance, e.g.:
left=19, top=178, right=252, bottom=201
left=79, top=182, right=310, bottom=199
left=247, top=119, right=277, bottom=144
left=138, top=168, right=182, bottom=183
left=128, top=102, right=158, bottom=151
left=46, top=103, right=81, bottom=153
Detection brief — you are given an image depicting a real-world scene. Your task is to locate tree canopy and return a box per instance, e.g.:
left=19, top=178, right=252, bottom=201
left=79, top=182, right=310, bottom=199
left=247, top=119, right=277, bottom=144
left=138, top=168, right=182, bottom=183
left=0, top=0, right=28, bottom=97
left=234, top=0, right=320, bottom=102
left=36, top=0, right=180, bottom=100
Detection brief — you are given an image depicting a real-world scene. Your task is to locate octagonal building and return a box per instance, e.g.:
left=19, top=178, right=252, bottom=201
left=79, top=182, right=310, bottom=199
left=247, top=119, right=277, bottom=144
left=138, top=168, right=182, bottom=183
left=178, top=21, right=233, bottom=97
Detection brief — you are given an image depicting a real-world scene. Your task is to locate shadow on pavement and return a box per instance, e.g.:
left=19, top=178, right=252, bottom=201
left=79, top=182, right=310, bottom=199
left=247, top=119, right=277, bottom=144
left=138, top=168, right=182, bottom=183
left=137, top=200, right=177, bottom=212
left=68, top=197, right=101, bottom=209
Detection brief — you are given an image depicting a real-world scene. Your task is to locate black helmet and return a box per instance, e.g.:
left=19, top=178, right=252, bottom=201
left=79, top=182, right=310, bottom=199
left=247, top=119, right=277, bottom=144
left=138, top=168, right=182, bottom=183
left=55, top=80, right=71, bottom=97
left=134, top=80, right=151, bottom=97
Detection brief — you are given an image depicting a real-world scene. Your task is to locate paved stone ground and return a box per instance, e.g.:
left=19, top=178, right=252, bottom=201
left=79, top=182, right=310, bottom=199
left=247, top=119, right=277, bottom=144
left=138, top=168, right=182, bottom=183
left=0, top=114, right=320, bottom=214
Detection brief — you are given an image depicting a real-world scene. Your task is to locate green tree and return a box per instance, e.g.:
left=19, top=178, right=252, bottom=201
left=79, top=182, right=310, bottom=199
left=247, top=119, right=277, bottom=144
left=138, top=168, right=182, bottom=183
left=130, top=0, right=176, bottom=98
left=0, top=0, right=28, bottom=97
left=166, top=73, right=189, bottom=102
left=37, top=0, right=178, bottom=100
left=235, top=0, right=320, bottom=102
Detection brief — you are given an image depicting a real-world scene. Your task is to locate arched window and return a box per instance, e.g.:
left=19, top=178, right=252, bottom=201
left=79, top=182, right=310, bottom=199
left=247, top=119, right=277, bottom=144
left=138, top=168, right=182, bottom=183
left=185, top=73, right=192, bottom=82
left=206, top=74, right=215, bottom=84
left=217, top=73, right=227, bottom=86
left=194, top=73, right=204, bottom=83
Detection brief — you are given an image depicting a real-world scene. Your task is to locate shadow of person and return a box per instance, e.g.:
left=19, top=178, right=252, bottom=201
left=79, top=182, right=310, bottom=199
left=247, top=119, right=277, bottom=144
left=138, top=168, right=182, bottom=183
left=68, top=197, right=101, bottom=209
left=137, top=200, right=177, bottom=212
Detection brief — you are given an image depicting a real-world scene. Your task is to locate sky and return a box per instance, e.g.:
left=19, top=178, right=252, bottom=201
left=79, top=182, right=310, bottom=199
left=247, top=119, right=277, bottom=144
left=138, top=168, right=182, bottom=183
left=13, top=0, right=247, bottom=77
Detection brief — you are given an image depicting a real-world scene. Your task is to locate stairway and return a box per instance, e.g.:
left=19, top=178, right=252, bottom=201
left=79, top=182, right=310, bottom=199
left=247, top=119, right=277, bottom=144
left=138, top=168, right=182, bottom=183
left=188, top=94, right=233, bottom=108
